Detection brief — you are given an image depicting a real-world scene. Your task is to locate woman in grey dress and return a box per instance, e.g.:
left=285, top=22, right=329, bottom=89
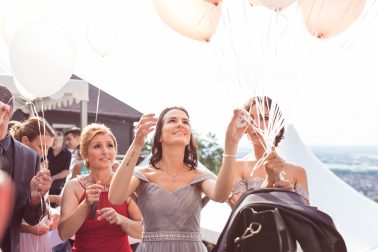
left=109, top=106, right=247, bottom=252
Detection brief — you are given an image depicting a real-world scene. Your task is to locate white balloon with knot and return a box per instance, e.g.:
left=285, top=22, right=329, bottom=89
left=9, top=20, right=76, bottom=98
left=86, top=16, right=118, bottom=57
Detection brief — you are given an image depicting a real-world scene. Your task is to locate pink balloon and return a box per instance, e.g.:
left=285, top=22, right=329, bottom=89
left=258, top=0, right=296, bottom=12
left=204, top=0, right=221, bottom=5
left=249, top=0, right=261, bottom=7
left=153, top=0, right=222, bottom=41
left=300, top=0, right=366, bottom=38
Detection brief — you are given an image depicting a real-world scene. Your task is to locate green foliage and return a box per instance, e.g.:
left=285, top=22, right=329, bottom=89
left=141, top=137, right=153, bottom=159
left=140, top=132, right=223, bottom=174
left=375, top=198, right=378, bottom=203
left=194, top=132, right=223, bottom=174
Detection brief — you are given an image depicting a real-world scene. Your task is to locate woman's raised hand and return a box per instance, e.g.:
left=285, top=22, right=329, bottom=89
left=226, top=109, right=249, bottom=145
left=133, top=113, right=157, bottom=147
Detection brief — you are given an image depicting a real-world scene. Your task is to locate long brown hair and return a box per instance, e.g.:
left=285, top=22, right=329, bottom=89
left=149, top=107, right=198, bottom=169
left=244, top=96, right=285, bottom=147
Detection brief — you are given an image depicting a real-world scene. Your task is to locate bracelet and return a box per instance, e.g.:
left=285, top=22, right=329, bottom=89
left=122, top=216, right=129, bottom=232
left=222, top=153, right=237, bottom=158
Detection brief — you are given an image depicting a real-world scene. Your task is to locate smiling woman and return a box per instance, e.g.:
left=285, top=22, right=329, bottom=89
left=109, top=106, right=248, bottom=252
left=58, top=123, right=143, bottom=252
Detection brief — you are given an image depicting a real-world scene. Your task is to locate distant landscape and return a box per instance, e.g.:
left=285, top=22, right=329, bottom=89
left=237, top=146, right=378, bottom=201
left=311, top=146, right=378, bottom=201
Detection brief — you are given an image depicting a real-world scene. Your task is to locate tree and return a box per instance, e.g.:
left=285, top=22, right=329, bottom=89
left=195, top=132, right=223, bottom=174
left=141, top=137, right=153, bottom=159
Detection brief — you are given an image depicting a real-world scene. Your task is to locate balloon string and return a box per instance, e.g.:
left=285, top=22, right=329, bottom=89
left=21, top=97, right=51, bottom=252
left=95, top=88, right=101, bottom=123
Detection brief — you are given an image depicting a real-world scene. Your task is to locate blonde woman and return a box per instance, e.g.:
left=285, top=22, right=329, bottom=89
left=58, top=123, right=142, bottom=252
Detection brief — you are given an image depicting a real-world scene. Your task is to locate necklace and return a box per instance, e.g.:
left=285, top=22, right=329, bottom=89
left=157, top=164, right=186, bottom=183
left=84, top=175, right=111, bottom=192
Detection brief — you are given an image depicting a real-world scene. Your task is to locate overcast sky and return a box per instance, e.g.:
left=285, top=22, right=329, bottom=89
left=1, top=0, right=378, bottom=147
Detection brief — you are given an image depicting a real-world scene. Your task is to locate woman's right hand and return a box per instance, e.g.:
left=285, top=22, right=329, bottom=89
left=225, top=109, right=249, bottom=146
left=133, top=113, right=157, bottom=147
left=31, top=216, right=50, bottom=236
left=84, top=182, right=104, bottom=206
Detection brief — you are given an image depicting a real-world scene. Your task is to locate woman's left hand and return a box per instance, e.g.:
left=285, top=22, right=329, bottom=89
left=97, top=207, right=124, bottom=225
left=273, top=180, right=294, bottom=191
left=263, top=150, right=287, bottom=186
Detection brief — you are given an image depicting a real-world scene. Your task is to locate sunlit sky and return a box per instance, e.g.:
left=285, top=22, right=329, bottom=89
left=1, top=0, right=378, bottom=148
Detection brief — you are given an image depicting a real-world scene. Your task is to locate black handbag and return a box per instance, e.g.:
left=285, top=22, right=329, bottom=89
left=213, top=189, right=346, bottom=252
left=226, top=206, right=296, bottom=252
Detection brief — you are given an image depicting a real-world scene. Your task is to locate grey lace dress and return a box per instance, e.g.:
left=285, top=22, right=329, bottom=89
left=133, top=170, right=215, bottom=252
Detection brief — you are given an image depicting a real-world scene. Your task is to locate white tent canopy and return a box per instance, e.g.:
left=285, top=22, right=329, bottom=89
left=200, top=125, right=378, bottom=252
left=0, top=73, right=89, bottom=113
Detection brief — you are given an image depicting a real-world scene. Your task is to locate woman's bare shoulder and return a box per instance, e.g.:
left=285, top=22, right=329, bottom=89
left=287, top=163, right=307, bottom=177
left=135, top=165, right=156, bottom=176
left=62, top=177, right=84, bottom=199
left=65, top=177, right=81, bottom=189
left=235, top=159, right=255, bottom=179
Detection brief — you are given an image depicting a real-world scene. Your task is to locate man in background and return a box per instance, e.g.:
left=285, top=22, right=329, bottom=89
left=64, top=127, right=81, bottom=170
left=48, top=131, right=71, bottom=204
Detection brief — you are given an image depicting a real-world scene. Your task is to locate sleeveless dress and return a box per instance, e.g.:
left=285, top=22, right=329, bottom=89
left=133, top=170, right=215, bottom=252
left=72, top=176, right=132, bottom=252
left=231, top=177, right=309, bottom=202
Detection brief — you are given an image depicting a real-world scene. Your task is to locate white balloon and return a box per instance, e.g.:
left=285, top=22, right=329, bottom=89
left=9, top=21, right=76, bottom=98
left=86, top=16, right=118, bottom=57
left=1, top=4, right=46, bottom=46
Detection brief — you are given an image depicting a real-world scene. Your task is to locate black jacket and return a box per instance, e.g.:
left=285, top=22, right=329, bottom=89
left=213, top=188, right=347, bottom=252
left=1, top=137, right=45, bottom=252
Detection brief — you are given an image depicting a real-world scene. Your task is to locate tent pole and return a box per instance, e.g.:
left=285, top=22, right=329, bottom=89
left=80, top=100, right=88, bottom=129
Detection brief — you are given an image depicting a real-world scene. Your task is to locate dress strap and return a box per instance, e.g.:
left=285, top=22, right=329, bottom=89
left=77, top=174, right=91, bottom=189
left=294, top=184, right=310, bottom=203
left=133, top=170, right=150, bottom=182
left=76, top=175, right=110, bottom=192
left=190, top=172, right=216, bottom=185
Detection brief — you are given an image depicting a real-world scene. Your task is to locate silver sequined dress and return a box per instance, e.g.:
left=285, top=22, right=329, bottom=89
left=133, top=170, right=215, bottom=252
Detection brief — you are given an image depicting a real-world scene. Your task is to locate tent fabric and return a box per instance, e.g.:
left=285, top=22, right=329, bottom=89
left=0, top=74, right=89, bottom=113
left=57, top=82, right=142, bottom=120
